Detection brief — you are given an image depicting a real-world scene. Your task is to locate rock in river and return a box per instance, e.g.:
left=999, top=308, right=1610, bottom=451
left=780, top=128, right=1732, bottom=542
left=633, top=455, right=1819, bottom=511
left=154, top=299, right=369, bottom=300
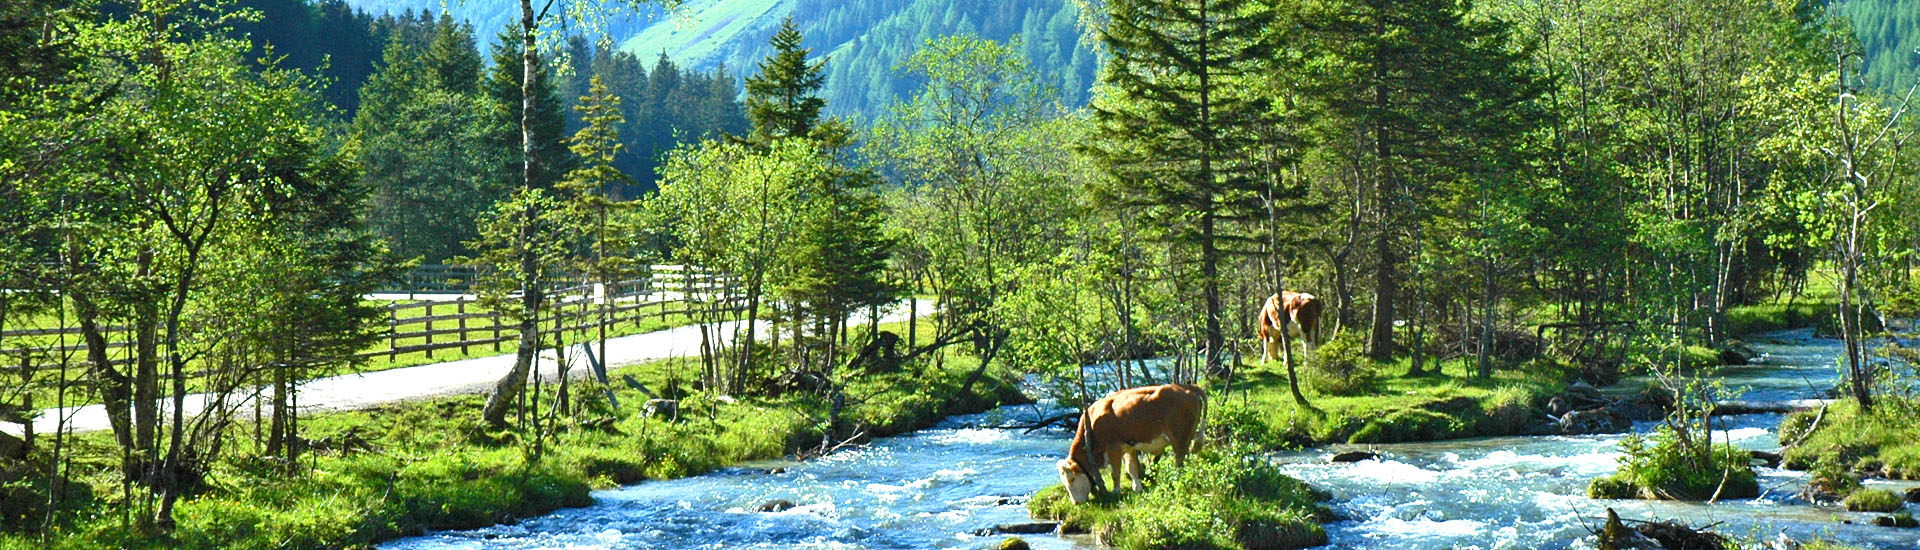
left=1557, top=408, right=1629, bottom=435
left=755, top=500, right=796, bottom=513
left=1329, top=451, right=1378, bottom=463
left=972, top=522, right=1060, bottom=536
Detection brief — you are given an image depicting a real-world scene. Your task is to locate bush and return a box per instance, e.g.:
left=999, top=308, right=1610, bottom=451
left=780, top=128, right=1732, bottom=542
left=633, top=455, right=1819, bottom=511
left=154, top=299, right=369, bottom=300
left=1843, top=488, right=1904, bottom=512
left=1301, top=332, right=1376, bottom=396
left=1029, top=445, right=1328, bottom=550
left=1590, top=427, right=1758, bottom=501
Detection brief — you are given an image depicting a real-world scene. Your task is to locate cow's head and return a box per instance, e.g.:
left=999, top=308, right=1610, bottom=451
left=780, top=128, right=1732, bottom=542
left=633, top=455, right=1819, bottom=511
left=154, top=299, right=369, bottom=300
left=1056, top=458, right=1096, bottom=504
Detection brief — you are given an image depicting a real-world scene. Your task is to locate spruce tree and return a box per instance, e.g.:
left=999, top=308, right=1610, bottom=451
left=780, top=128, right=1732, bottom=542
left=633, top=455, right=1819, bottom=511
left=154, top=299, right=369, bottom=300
left=423, top=15, right=480, bottom=95
left=744, top=15, right=828, bottom=144
left=1085, top=0, right=1276, bottom=376
left=487, top=28, right=573, bottom=191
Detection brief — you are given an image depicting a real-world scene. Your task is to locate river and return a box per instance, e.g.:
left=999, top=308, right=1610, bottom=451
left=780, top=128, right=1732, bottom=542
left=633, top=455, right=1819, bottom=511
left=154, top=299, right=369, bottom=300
left=383, top=329, right=1920, bottom=550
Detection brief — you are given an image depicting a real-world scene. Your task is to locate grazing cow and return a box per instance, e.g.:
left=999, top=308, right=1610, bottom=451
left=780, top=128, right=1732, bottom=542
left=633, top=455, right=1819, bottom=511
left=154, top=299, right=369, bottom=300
left=1056, top=384, right=1207, bottom=504
left=1258, top=291, right=1324, bottom=363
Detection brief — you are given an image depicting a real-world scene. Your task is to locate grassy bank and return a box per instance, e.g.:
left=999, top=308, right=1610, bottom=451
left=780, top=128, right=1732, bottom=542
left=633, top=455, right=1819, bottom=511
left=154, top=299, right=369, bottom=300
left=1781, top=398, right=1920, bottom=480
left=2, top=347, right=1024, bottom=549
left=1027, top=445, right=1331, bottom=550
left=1211, top=354, right=1571, bottom=448
left=1586, top=427, right=1758, bottom=501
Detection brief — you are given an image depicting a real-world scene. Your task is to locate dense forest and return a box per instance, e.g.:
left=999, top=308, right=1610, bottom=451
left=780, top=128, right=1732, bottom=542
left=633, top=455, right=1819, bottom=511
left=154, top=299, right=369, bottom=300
left=1842, top=0, right=1920, bottom=96
left=4, top=0, right=1920, bottom=548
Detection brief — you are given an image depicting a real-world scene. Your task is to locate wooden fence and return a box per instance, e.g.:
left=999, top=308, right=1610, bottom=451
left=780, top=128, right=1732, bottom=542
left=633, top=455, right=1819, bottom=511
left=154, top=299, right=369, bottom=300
left=0, top=265, right=740, bottom=374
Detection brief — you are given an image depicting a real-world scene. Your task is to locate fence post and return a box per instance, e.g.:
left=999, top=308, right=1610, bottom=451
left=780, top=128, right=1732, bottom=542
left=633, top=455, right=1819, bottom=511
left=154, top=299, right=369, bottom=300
left=387, top=305, right=397, bottom=362
left=458, top=300, right=469, bottom=355
left=424, top=302, right=435, bottom=359
left=491, top=309, right=502, bottom=352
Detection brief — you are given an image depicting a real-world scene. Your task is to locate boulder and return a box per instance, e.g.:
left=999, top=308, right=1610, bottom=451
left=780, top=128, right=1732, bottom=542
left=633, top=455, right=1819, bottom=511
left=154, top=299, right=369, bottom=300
left=1565, top=381, right=1606, bottom=402
left=1558, top=408, right=1630, bottom=435
left=1906, top=487, right=1920, bottom=503
left=1872, top=515, right=1918, bottom=528
left=0, top=428, right=24, bottom=460
left=1716, top=342, right=1758, bottom=366
left=1329, top=451, right=1378, bottom=463
left=643, top=399, right=678, bottom=420
left=1749, top=450, right=1784, bottom=468
left=755, top=499, right=796, bottom=513
left=998, top=537, right=1031, bottom=550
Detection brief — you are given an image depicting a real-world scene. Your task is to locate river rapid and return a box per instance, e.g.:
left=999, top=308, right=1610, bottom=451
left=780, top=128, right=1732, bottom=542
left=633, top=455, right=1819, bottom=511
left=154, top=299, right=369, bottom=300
left=383, top=329, right=1920, bottom=550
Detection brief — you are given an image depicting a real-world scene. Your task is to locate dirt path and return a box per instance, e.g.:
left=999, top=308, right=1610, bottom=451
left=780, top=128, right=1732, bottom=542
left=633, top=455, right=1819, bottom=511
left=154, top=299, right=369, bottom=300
left=12, top=299, right=932, bottom=436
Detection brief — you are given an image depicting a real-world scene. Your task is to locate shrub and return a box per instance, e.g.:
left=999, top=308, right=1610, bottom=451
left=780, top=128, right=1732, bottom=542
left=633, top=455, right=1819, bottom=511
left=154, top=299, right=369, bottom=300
left=1843, top=488, right=1903, bottom=512
left=1207, top=401, right=1280, bottom=449
left=1301, top=332, right=1376, bottom=396
left=1592, top=428, right=1758, bottom=501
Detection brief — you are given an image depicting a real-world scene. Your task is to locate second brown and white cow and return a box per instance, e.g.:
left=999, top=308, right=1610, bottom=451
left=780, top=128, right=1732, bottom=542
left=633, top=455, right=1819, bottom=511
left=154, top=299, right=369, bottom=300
left=1056, top=384, right=1207, bottom=504
left=1258, top=291, right=1324, bottom=363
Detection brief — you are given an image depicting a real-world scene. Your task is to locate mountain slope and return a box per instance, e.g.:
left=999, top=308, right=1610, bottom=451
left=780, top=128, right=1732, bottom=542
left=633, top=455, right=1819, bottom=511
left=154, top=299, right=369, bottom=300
left=337, top=0, right=1097, bottom=118
left=1841, top=0, right=1920, bottom=95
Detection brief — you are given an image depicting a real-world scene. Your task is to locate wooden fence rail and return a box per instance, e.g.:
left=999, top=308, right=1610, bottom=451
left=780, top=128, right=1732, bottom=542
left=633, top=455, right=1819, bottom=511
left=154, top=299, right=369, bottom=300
left=0, top=266, right=742, bottom=375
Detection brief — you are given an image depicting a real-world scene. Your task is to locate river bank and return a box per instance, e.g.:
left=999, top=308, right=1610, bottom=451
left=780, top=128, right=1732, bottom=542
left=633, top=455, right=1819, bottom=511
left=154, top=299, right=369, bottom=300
left=0, top=348, right=1025, bottom=550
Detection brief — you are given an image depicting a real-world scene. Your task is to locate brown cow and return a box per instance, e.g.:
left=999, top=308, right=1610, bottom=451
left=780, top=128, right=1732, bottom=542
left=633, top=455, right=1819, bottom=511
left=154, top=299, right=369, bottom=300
left=1258, top=291, right=1324, bottom=363
left=1056, top=384, right=1207, bottom=504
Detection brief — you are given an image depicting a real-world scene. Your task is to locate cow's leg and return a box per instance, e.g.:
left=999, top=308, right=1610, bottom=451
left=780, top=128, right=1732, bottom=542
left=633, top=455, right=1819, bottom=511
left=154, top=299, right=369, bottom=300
left=1261, top=336, right=1276, bottom=365
left=1106, top=449, right=1126, bottom=493
left=1125, top=452, right=1146, bottom=491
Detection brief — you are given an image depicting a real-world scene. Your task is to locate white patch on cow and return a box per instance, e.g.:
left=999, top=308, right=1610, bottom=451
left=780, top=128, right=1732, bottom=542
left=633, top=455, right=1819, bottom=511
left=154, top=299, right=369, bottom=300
left=1058, top=459, right=1094, bottom=504
left=1118, top=434, right=1172, bottom=455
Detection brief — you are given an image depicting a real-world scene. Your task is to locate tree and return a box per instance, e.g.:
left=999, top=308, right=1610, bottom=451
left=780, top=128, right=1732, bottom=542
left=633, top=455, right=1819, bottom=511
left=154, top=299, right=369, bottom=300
left=873, top=35, right=1074, bottom=388
left=475, top=0, right=669, bottom=429
left=1303, top=0, right=1544, bottom=365
left=1084, top=0, right=1274, bottom=375
left=557, top=74, right=637, bottom=404
left=743, top=15, right=828, bottom=145
left=486, top=28, right=573, bottom=193
left=355, top=19, right=500, bottom=264
left=650, top=139, right=811, bottom=394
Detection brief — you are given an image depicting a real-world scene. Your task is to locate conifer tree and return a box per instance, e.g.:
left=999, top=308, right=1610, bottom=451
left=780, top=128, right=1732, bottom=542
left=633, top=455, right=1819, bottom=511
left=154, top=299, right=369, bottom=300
left=487, top=29, right=573, bottom=191
left=744, top=15, right=828, bottom=145
left=1085, top=0, right=1276, bottom=376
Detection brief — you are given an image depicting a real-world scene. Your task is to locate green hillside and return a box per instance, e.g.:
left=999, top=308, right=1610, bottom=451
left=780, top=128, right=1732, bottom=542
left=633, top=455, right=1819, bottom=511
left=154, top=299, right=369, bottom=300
left=339, top=0, right=1098, bottom=117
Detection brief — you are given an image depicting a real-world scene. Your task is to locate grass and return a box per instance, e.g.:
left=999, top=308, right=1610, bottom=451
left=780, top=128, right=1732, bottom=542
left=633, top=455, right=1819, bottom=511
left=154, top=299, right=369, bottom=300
left=0, top=333, right=1025, bottom=550
left=1027, top=445, right=1330, bottom=550
left=1780, top=398, right=1920, bottom=480
left=1841, top=488, right=1904, bottom=512
left=1212, top=353, right=1570, bottom=448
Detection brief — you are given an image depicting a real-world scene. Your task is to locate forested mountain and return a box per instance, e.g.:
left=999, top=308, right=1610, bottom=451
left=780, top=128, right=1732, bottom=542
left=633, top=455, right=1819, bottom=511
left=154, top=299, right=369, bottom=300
left=340, top=0, right=1099, bottom=117
left=1842, top=0, right=1920, bottom=95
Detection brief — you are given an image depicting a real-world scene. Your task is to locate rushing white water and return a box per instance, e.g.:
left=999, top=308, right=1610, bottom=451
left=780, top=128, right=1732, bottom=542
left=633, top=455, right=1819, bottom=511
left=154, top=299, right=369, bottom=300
left=384, top=329, right=1920, bottom=550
